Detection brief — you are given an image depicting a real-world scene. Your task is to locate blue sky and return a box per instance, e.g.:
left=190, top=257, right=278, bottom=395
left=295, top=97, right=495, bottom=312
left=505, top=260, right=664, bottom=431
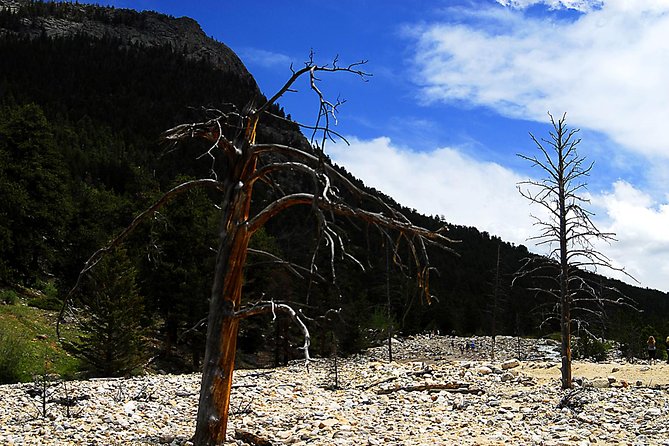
left=71, top=0, right=669, bottom=291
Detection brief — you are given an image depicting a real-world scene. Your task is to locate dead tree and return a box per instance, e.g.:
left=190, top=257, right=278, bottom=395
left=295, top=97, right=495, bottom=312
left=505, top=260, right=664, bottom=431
left=488, top=243, right=508, bottom=360
left=61, top=56, right=456, bottom=445
left=515, top=112, right=635, bottom=390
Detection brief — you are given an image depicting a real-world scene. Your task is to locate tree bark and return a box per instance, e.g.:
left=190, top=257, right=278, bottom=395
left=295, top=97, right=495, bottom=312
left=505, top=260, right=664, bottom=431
left=557, top=121, right=572, bottom=390
left=192, top=235, right=249, bottom=443
left=192, top=224, right=251, bottom=443
left=193, top=157, right=255, bottom=444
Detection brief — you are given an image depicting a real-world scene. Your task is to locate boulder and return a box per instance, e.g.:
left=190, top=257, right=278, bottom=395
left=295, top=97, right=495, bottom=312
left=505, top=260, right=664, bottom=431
left=500, top=372, right=515, bottom=382
left=588, top=377, right=610, bottom=388
left=501, top=359, right=520, bottom=370
left=476, top=366, right=493, bottom=375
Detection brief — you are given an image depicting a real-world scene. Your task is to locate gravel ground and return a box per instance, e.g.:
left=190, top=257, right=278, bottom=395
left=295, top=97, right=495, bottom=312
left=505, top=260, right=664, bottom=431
left=1, top=335, right=669, bottom=446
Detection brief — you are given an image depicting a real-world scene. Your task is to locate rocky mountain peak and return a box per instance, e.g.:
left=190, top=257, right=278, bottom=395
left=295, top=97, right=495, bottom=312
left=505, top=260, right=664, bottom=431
left=0, top=0, right=259, bottom=94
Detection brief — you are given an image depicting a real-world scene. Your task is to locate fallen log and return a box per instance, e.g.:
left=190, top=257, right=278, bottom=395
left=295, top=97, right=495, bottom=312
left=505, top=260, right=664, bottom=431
left=376, top=382, right=484, bottom=395
left=359, top=375, right=398, bottom=390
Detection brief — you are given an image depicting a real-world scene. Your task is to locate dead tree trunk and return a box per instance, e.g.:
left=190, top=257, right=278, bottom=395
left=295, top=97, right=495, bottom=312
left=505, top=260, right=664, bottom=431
left=193, top=178, right=252, bottom=443
left=516, top=112, right=636, bottom=392
left=191, top=116, right=260, bottom=444
left=63, top=57, right=457, bottom=446
left=557, top=137, right=572, bottom=389
left=490, top=244, right=500, bottom=360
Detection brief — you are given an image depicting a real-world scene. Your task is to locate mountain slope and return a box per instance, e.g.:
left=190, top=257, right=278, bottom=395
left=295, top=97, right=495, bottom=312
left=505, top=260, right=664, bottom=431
left=0, top=0, right=665, bottom=369
left=0, top=0, right=255, bottom=85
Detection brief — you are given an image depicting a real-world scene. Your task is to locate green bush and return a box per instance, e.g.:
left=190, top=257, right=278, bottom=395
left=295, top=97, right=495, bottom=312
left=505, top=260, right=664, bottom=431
left=28, top=280, right=62, bottom=310
left=36, top=279, right=58, bottom=299
left=0, top=289, right=18, bottom=305
left=572, top=336, right=609, bottom=362
left=0, top=330, right=27, bottom=384
left=26, top=295, right=62, bottom=311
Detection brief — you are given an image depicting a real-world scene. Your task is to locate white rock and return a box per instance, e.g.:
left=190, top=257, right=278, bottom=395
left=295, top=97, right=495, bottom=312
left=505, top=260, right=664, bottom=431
left=589, top=378, right=610, bottom=388
left=122, top=401, right=136, bottom=414
left=645, top=408, right=661, bottom=417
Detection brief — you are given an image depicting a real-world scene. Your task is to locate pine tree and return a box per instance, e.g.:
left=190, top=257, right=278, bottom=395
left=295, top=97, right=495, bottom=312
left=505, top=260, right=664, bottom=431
left=66, top=248, right=147, bottom=377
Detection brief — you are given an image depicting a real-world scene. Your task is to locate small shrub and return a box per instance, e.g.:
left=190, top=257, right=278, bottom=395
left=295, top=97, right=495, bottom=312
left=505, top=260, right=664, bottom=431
left=0, top=289, right=19, bottom=305
left=36, top=279, right=58, bottom=299
left=27, top=295, right=62, bottom=311
left=24, top=280, right=62, bottom=310
left=0, top=330, right=27, bottom=384
left=573, top=336, right=609, bottom=362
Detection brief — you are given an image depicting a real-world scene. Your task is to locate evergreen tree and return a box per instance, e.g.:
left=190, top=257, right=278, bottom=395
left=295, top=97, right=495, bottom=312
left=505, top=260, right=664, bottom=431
left=65, top=248, right=147, bottom=377
left=0, top=104, right=73, bottom=285
left=140, top=176, right=216, bottom=367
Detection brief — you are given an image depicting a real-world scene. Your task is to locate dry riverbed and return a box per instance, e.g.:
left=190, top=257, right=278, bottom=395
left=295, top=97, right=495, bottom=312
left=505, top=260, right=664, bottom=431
left=1, top=335, right=669, bottom=445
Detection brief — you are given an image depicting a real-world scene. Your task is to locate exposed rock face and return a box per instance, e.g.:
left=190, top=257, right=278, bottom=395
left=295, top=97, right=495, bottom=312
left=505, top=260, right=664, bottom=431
left=0, top=0, right=258, bottom=93
left=0, top=0, right=19, bottom=12
left=0, top=0, right=314, bottom=148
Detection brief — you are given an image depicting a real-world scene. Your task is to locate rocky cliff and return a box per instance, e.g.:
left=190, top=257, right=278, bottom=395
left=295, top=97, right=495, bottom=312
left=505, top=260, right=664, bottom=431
left=0, top=0, right=312, bottom=148
left=0, top=0, right=259, bottom=94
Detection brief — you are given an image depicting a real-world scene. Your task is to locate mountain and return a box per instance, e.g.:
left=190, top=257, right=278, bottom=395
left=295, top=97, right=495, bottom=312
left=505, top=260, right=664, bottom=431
left=0, top=0, right=255, bottom=85
left=0, top=0, right=666, bottom=373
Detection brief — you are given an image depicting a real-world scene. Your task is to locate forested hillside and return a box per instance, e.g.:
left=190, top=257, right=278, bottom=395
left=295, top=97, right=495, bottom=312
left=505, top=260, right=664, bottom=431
left=0, top=0, right=666, bottom=379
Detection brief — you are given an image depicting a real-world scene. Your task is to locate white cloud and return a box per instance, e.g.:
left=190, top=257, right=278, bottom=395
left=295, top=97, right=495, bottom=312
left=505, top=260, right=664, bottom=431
left=328, top=136, right=534, bottom=244
left=592, top=181, right=669, bottom=291
left=238, top=48, right=292, bottom=68
left=410, top=1, right=669, bottom=158
left=328, top=137, right=669, bottom=292
left=496, top=0, right=603, bottom=11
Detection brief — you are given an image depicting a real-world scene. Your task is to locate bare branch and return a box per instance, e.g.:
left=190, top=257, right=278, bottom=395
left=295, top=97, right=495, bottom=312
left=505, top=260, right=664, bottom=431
left=246, top=248, right=327, bottom=282
left=234, top=301, right=312, bottom=362
left=256, top=56, right=370, bottom=120
left=516, top=112, right=638, bottom=390
left=154, top=55, right=455, bottom=444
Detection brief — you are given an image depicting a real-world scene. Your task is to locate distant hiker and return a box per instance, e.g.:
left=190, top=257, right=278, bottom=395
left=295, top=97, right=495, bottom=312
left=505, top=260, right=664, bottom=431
left=648, top=336, right=657, bottom=364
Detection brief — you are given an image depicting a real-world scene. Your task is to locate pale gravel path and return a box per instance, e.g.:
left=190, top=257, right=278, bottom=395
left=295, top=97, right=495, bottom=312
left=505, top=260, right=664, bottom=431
left=1, top=335, right=669, bottom=446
